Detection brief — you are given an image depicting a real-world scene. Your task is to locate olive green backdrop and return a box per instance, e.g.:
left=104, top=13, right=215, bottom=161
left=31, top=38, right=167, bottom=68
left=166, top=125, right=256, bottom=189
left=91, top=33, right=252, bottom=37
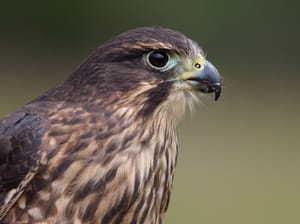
left=0, top=1, right=299, bottom=223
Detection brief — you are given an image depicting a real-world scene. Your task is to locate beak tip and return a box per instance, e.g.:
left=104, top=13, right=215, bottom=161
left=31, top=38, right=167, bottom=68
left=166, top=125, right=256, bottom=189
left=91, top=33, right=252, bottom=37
left=183, top=59, right=223, bottom=100
left=214, top=90, right=221, bottom=101
left=212, top=83, right=222, bottom=101
left=199, top=61, right=222, bottom=101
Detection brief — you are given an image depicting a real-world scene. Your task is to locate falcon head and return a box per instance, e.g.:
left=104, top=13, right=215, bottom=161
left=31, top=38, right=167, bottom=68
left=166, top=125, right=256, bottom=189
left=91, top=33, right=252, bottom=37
left=59, top=26, right=222, bottom=122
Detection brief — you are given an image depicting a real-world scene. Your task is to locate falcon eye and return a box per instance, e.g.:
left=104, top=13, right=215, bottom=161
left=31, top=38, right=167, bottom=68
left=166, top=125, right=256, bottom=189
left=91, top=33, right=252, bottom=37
left=146, top=51, right=169, bottom=70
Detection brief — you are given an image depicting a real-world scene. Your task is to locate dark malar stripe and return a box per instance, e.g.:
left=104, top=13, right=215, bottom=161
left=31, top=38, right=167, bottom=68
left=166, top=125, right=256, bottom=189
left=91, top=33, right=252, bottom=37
left=138, top=82, right=171, bottom=118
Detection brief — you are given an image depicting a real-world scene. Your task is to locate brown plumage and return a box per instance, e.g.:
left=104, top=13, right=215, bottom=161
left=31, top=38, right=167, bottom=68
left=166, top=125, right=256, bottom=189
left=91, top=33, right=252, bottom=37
left=0, top=26, right=222, bottom=223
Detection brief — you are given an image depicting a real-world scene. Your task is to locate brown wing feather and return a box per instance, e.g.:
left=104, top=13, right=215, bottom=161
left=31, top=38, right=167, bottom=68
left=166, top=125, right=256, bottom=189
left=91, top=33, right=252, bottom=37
left=0, top=111, right=47, bottom=220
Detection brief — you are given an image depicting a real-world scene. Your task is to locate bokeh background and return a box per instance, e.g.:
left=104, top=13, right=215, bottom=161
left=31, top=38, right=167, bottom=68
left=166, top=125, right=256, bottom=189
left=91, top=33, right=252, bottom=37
left=0, top=1, right=299, bottom=223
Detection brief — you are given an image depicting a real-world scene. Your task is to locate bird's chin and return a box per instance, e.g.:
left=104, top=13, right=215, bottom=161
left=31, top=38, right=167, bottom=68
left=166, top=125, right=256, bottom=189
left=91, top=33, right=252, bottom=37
left=185, top=80, right=222, bottom=101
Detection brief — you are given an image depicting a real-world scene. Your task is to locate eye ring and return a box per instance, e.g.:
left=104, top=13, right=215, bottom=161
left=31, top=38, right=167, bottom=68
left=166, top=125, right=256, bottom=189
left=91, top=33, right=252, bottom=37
left=146, top=51, right=169, bottom=70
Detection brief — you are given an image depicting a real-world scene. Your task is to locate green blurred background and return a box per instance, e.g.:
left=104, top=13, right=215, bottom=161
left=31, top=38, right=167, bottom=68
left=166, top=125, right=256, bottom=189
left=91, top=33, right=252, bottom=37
left=0, top=0, right=299, bottom=223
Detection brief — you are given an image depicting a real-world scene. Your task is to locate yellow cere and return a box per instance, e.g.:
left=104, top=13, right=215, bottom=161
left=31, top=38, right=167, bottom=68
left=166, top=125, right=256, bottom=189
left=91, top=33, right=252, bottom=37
left=179, top=56, right=206, bottom=80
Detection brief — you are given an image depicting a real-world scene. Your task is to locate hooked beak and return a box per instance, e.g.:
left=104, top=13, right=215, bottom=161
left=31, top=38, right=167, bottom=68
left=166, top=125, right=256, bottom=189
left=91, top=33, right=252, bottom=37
left=181, top=60, right=222, bottom=101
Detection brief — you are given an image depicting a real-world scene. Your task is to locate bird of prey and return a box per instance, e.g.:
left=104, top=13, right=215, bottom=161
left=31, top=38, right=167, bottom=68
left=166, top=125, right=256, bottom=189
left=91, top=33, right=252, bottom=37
left=0, top=26, right=222, bottom=223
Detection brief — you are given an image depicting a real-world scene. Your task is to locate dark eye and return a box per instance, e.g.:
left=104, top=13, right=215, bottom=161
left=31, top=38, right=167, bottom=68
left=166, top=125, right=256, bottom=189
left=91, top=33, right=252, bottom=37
left=147, top=51, right=169, bottom=69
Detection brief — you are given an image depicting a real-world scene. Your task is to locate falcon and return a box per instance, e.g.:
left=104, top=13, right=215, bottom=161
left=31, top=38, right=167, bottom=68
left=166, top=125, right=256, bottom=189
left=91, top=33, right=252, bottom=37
left=0, top=26, right=222, bottom=223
